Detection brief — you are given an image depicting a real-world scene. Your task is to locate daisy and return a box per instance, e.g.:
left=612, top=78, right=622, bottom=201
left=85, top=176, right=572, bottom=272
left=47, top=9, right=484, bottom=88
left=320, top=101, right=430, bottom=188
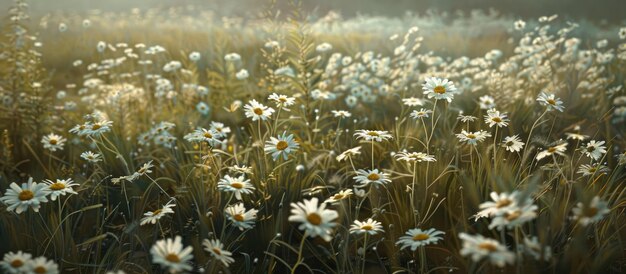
left=41, top=133, right=66, bottom=152
left=324, top=189, right=353, bottom=204
left=85, top=120, right=113, bottom=136
left=264, top=132, right=299, bottom=161
left=27, top=256, right=59, bottom=274
left=315, top=42, right=333, bottom=53
left=484, top=108, right=509, bottom=128
left=141, top=200, right=176, bottom=226
left=581, top=140, right=606, bottom=161
left=69, top=123, right=91, bottom=136
left=196, top=102, right=211, bottom=115
left=474, top=191, right=525, bottom=220
left=224, top=203, right=258, bottom=231
left=350, top=218, right=384, bottom=235
left=577, top=164, right=609, bottom=177
left=536, top=91, right=565, bottom=112
left=189, top=51, right=201, bottom=61
left=459, top=233, right=515, bottom=267
left=217, top=175, right=255, bottom=200
left=396, top=228, right=445, bottom=251
left=235, top=69, right=249, bottom=80
left=0, top=178, right=50, bottom=214
left=354, top=130, right=393, bottom=142
left=422, top=77, right=458, bottom=102
left=457, top=114, right=478, bottom=123
left=571, top=196, right=610, bottom=226
left=353, top=169, right=391, bottom=188
left=488, top=203, right=538, bottom=230
left=410, top=109, right=433, bottom=119
left=523, top=236, right=552, bottom=261
left=402, top=97, right=424, bottom=107
left=331, top=110, right=352, bottom=118
left=288, top=197, right=338, bottom=242
left=456, top=130, right=491, bottom=145
left=224, top=53, right=241, bottom=62
left=150, top=236, right=194, bottom=273
left=514, top=20, right=526, bottom=30
left=565, top=132, right=588, bottom=141
left=1, top=251, right=32, bottom=274
left=479, top=95, right=496, bottom=109
left=502, top=135, right=524, bottom=152
left=184, top=128, right=223, bottom=147
left=136, top=161, right=154, bottom=176
left=536, top=142, right=568, bottom=160
left=209, top=121, right=231, bottom=137
left=80, top=151, right=103, bottom=163
left=268, top=93, right=296, bottom=108
left=44, top=178, right=79, bottom=201
left=244, top=100, right=275, bottom=121
left=336, top=147, right=362, bottom=162
left=203, top=239, right=235, bottom=267
left=394, top=151, right=436, bottom=163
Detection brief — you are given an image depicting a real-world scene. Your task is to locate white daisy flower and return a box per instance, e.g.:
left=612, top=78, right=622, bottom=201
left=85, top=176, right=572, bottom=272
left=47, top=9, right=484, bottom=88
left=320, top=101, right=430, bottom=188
left=571, top=196, right=610, bottom=226
left=402, top=97, right=425, bottom=107
left=264, top=132, right=299, bottom=161
left=349, top=218, right=384, bottom=235
left=235, top=69, right=249, bottom=80
left=456, top=130, right=491, bottom=145
left=244, top=99, right=275, bottom=121
left=422, top=77, right=458, bottom=102
left=0, top=178, right=50, bottom=214
left=189, top=51, right=201, bottom=61
left=536, top=91, right=565, bottom=112
left=331, top=110, right=352, bottom=118
left=474, top=191, right=525, bottom=220
left=354, top=130, right=393, bottom=142
left=396, top=228, right=444, bottom=251
left=479, top=95, right=496, bottom=110
left=457, top=114, right=478, bottom=123
left=41, top=133, right=66, bottom=152
left=315, top=43, right=333, bottom=53
left=268, top=93, right=296, bottom=108
left=488, top=203, right=538, bottom=230
left=565, top=132, right=588, bottom=141
left=209, top=121, right=231, bottom=137
left=577, top=164, right=609, bottom=177
left=80, top=151, right=103, bottom=163
left=203, top=239, right=235, bottom=267
left=536, top=142, right=568, bottom=160
left=217, top=175, right=255, bottom=200
left=324, top=189, right=353, bottom=204
left=523, top=236, right=552, bottom=261
left=184, top=128, right=223, bottom=147
left=150, top=236, right=194, bottom=273
left=484, top=108, right=509, bottom=128
left=459, top=233, right=515, bottom=267
left=394, top=151, right=436, bottom=163
left=502, top=135, right=524, bottom=152
left=44, top=178, right=79, bottom=201
left=224, top=203, right=258, bottom=231
left=141, top=200, right=176, bottom=226
left=1, top=251, right=32, bottom=273
left=581, top=140, right=606, bottom=161
left=288, top=197, right=338, bottom=242
left=27, top=256, right=59, bottom=274
left=85, top=120, right=113, bottom=137
left=353, top=169, right=391, bottom=188
left=410, top=109, right=433, bottom=119
left=336, top=147, right=362, bottom=162
left=224, top=53, right=241, bottom=62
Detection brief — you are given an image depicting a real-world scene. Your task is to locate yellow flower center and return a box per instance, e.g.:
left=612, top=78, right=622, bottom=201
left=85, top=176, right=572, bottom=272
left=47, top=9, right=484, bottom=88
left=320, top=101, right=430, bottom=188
left=10, top=259, right=23, bottom=268
left=153, top=209, right=162, bottom=215
left=92, top=124, right=102, bottom=130
left=18, top=190, right=34, bottom=201
left=433, top=85, right=446, bottom=94
left=361, top=225, right=373, bottom=230
left=204, top=132, right=213, bottom=138
left=276, top=141, right=288, bottom=151
left=34, top=266, right=47, bottom=274
left=307, top=213, right=322, bottom=225
left=547, top=99, right=556, bottom=105
left=467, top=134, right=476, bottom=139
left=367, top=173, right=380, bottom=181
left=547, top=147, right=557, bottom=153
left=212, top=248, right=222, bottom=255
left=333, top=194, right=344, bottom=200
left=492, top=117, right=502, bottom=123
left=588, top=167, right=597, bottom=172
left=49, top=139, right=58, bottom=145
left=496, top=199, right=512, bottom=208
left=279, top=97, right=287, bottom=102
left=49, top=182, right=66, bottom=191
left=586, top=146, right=595, bottom=153
left=253, top=108, right=263, bottom=115
left=234, top=214, right=245, bottom=222
left=505, top=210, right=521, bottom=221
left=413, top=233, right=430, bottom=241
left=230, top=182, right=244, bottom=189
left=584, top=207, right=598, bottom=217
left=165, top=253, right=180, bottom=263
left=367, top=131, right=379, bottom=137
left=506, top=141, right=514, bottom=146
left=478, top=242, right=498, bottom=252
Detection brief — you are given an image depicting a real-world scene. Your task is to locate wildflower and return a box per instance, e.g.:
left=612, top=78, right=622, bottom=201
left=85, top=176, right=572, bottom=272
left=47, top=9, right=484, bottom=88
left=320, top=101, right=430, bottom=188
left=80, top=151, right=102, bottom=163
left=44, top=179, right=79, bottom=201
left=189, top=51, right=201, bottom=61
left=27, top=256, right=59, bottom=274
left=410, top=109, right=433, bottom=119
left=217, top=175, right=255, bottom=200
left=224, top=53, right=241, bottom=62
left=502, top=135, right=524, bottom=152
left=402, top=97, right=424, bottom=107
left=225, top=203, right=258, bottom=231
left=577, top=164, right=609, bottom=177
left=456, top=130, right=491, bottom=145
left=184, top=128, right=222, bottom=147
left=479, top=95, right=496, bottom=109
left=227, top=165, right=253, bottom=175
left=196, top=102, right=211, bottom=115
left=141, top=201, right=176, bottom=226
left=475, top=191, right=526, bottom=220
left=325, top=189, right=353, bottom=204
left=565, top=132, right=588, bottom=141
left=209, top=122, right=231, bottom=137
left=85, top=120, right=113, bottom=136
left=150, top=236, right=194, bottom=273
left=394, top=151, right=436, bottom=163
left=484, top=109, right=509, bottom=128
left=459, top=233, right=515, bottom=267
left=488, top=203, right=538, bottom=230
left=0, top=178, right=50, bottom=214
left=203, top=239, right=235, bottom=267
left=514, top=20, right=526, bottom=30
left=571, top=196, right=610, bottom=226
left=331, top=110, right=352, bottom=118
left=268, top=93, right=295, bottom=108
left=41, top=133, right=66, bottom=152
left=616, top=151, right=626, bottom=166
left=396, top=228, right=444, bottom=251
left=1, top=251, right=32, bottom=273
left=235, top=69, right=249, bottom=80
left=316, top=43, right=333, bottom=53
left=536, top=142, right=568, bottom=160
left=353, top=169, right=391, bottom=188
left=457, top=114, right=478, bottom=123
left=137, top=161, right=155, bottom=176
left=350, top=218, right=384, bottom=235
left=288, top=197, right=338, bottom=241
left=422, top=77, right=458, bottom=102
left=336, top=147, right=362, bottom=162
left=620, top=27, right=626, bottom=40
left=354, top=130, right=392, bottom=142
left=523, top=236, right=552, bottom=261
left=264, top=132, right=299, bottom=161
left=537, top=91, right=565, bottom=112
left=244, top=100, right=275, bottom=121
left=581, top=140, right=606, bottom=161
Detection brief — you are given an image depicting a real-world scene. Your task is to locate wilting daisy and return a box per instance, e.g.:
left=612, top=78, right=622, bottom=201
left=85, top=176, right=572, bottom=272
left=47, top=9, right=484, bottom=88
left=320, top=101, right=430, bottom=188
left=27, top=256, right=59, bottom=274
left=484, top=109, right=509, bottom=128
left=577, top=164, right=609, bottom=177
left=244, top=100, right=275, bottom=121
left=581, top=140, right=606, bottom=161
left=396, top=228, right=445, bottom=251
left=224, top=203, right=258, bottom=231
left=537, top=91, right=565, bottom=112
left=217, top=175, right=255, bottom=200
left=488, top=203, right=538, bottom=230
left=456, top=130, right=491, bottom=145
left=141, top=200, right=176, bottom=226
left=0, top=178, right=50, bottom=214
left=502, top=135, right=524, bottom=152
left=268, top=93, right=296, bottom=108
left=394, top=151, right=436, bottom=163
left=422, top=77, right=458, bottom=102
left=150, top=236, right=194, bottom=273
left=353, top=169, right=391, bottom=188
left=264, top=132, right=299, bottom=161
left=350, top=218, right=384, bottom=235
left=571, top=196, right=610, bottom=226
left=354, top=130, right=393, bottom=142
left=41, top=133, right=66, bottom=152
left=459, top=233, right=515, bottom=267
left=402, top=97, right=425, bottom=107
left=331, top=110, right=352, bottom=118
left=325, top=189, right=353, bottom=204
left=336, top=147, right=362, bottom=162
left=536, top=142, right=568, bottom=160
left=44, top=178, right=79, bottom=201
left=203, top=239, right=235, bottom=267
left=288, top=197, right=338, bottom=241
left=80, top=151, right=102, bottom=163
left=523, top=236, right=552, bottom=261
left=410, top=109, right=433, bottom=119
left=1, top=251, right=32, bottom=273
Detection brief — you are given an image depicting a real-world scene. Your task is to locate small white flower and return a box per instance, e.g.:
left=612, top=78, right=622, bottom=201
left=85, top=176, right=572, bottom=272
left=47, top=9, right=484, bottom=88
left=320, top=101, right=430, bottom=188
left=225, top=203, right=258, bottom=231
left=350, top=218, right=384, bottom=235
left=1, top=251, right=32, bottom=273
left=288, top=197, right=338, bottom=242
left=537, top=91, right=565, bottom=112
left=571, top=196, right=610, bottom=226
left=502, top=135, right=524, bottom=152
left=150, top=236, right=194, bottom=273
left=27, top=256, right=59, bottom=274
left=244, top=100, right=275, bottom=121
left=456, top=130, right=491, bottom=145
left=354, top=130, right=392, bottom=142
left=141, top=200, right=176, bottom=226
left=264, top=132, right=299, bottom=161
left=422, top=77, right=458, bottom=102
left=268, top=93, right=296, bottom=108
left=331, top=110, right=352, bottom=118
left=459, top=233, right=515, bottom=267
left=336, top=147, right=362, bottom=162
left=536, top=142, right=568, bottom=160
left=581, top=140, right=606, bottom=161
left=410, top=109, right=433, bottom=119
left=484, top=108, right=509, bottom=128
left=353, top=169, right=391, bottom=188
left=203, top=239, right=235, bottom=267
left=217, top=175, right=255, bottom=200
left=396, top=228, right=444, bottom=251
left=80, top=151, right=103, bottom=163
left=41, top=133, right=66, bottom=152
left=235, top=69, right=249, bottom=80
left=44, top=178, right=79, bottom=201
left=0, top=178, right=50, bottom=214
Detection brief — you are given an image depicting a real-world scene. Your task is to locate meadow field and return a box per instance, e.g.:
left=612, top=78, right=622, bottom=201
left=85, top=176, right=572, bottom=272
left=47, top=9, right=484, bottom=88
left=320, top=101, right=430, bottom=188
left=1, top=0, right=625, bottom=273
